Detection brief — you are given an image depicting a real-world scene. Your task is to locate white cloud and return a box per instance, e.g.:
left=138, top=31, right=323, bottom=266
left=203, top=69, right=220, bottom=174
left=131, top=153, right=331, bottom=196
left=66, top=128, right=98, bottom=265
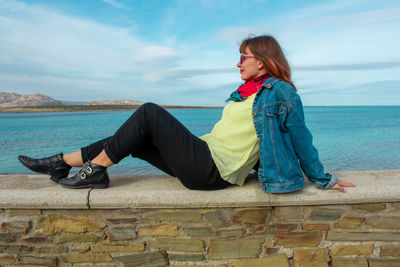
left=142, top=68, right=235, bottom=82
left=133, top=45, right=181, bottom=66
left=0, top=0, right=185, bottom=100
left=216, top=26, right=266, bottom=44
left=0, top=0, right=399, bottom=105
left=102, top=0, right=125, bottom=9
left=215, top=1, right=400, bottom=105
left=294, top=62, right=400, bottom=71
left=284, top=0, right=367, bottom=21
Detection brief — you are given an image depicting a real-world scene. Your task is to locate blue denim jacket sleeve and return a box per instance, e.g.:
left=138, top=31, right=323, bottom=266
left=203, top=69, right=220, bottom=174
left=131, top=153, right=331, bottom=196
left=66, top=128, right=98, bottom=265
left=285, top=95, right=338, bottom=189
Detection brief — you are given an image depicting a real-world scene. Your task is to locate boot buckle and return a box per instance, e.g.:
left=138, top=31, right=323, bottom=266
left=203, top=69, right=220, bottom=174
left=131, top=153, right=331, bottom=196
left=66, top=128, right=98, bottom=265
left=86, top=166, right=93, bottom=174
left=79, top=162, right=93, bottom=179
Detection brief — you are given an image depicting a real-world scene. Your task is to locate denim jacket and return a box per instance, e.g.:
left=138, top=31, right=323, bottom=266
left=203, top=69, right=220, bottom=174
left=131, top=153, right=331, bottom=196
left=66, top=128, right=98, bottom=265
left=252, top=77, right=338, bottom=193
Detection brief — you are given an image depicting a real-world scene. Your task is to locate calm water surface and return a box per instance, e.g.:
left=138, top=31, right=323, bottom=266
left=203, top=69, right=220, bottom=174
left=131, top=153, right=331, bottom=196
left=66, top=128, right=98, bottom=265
left=0, top=106, right=399, bottom=175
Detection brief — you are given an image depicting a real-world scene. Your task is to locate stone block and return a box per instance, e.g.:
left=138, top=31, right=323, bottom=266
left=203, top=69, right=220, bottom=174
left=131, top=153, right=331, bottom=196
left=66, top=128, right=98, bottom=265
left=207, top=238, right=264, bottom=260
left=275, top=223, right=299, bottom=232
left=232, top=208, right=270, bottom=224
left=54, top=233, right=105, bottom=244
left=308, top=207, right=343, bottom=221
left=332, top=244, right=374, bottom=256
left=1, top=220, right=31, bottom=233
left=57, top=262, right=73, bottom=267
left=107, top=217, right=139, bottom=224
left=183, top=226, right=215, bottom=237
left=108, top=227, right=137, bottom=241
left=0, top=233, right=18, bottom=242
left=120, top=208, right=142, bottom=215
left=73, top=245, right=89, bottom=253
left=368, top=258, right=400, bottom=267
left=380, top=246, right=400, bottom=257
left=264, top=246, right=279, bottom=255
left=61, top=254, right=113, bottom=263
left=0, top=244, right=31, bottom=253
left=143, top=210, right=202, bottom=223
left=352, top=203, right=386, bottom=212
left=170, top=265, right=225, bottom=267
left=227, top=254, right=289, bottom=267
left=264, top=234, right=275, bottom=247
left=7, top=209, right=41, bottom=216
left=331, top=257, right=368, bottom=267
left=35, top=215, right=106, bottom=235
left=275, top=206, right=303, bottom=221
left=249, top=224, right=274, bottom=235
left=169, top=253, right=205, bottom=261
left=365, top=216, right=400, bottom=230
left=333, top=217, right=364, bottom=229
left=19, top=256, right=57, bottom=267
left=170, top=265, right=226, bottom=267
left=275, top=231, right=321, bottom=247
left=147, top=238, right=204, bottom=252
left=138, top=223, right=179, bottom=237
left=34, top=245, right=68, bottom=254
left=327, top=231, right=400, bottom=241
left=204, top=211, right=226, bottom=228
left=21, top=235, right=49, bottom=243
left=391, top=202, right=400, bottom=211
left=293, top=248, right=329, bottom=267
left=303, top=223, right=329, bottom=231
left=217, top=227, right=244, bottom=238
left=0, top=256, right=15, bottom=265
left=116, top=250, right=169, bottom=267
left=90, top=242, right=145, bottom=252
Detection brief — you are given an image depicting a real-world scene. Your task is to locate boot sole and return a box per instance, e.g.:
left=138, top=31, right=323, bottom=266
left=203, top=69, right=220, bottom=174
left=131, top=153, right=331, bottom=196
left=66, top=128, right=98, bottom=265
left=59, top=182, right=109, bottom=189
left=50, top=176, right=59, bottom=184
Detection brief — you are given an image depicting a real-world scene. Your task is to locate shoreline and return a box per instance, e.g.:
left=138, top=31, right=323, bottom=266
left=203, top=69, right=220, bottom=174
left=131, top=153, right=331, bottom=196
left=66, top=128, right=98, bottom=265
left=0, top=105, right=398, bottom=113
left=0, top=104, right=223, bottom=113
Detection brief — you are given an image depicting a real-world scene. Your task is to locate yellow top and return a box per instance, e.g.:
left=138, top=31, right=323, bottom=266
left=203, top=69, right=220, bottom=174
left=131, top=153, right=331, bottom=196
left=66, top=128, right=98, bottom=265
left=200, top=93, right=259, bottom=185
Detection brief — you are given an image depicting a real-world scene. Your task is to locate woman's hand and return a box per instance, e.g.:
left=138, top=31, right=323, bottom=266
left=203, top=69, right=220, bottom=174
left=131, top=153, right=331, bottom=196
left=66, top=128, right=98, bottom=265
left=331, top=180, right=356, bottom=193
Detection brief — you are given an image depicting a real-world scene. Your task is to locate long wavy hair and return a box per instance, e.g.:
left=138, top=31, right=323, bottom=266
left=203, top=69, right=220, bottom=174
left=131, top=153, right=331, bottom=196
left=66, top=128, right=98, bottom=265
left=240, top=35, right=296, bottom=90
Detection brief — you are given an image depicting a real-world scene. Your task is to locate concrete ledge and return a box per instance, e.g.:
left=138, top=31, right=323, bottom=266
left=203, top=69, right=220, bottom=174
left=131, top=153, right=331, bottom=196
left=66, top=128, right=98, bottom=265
left=0, top=170, right=399, bottom=209
left=0, top=174, right=90, bottom=209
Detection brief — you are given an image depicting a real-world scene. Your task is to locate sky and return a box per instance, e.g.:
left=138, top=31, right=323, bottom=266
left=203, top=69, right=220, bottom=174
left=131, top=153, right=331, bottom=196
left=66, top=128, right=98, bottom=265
left=0, top=0, right=399, bottom=106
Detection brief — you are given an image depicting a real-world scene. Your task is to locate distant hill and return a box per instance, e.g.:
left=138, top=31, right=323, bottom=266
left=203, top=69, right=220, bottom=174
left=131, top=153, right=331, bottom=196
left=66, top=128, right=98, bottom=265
left=84, top=99, right=144, bottom=105
left=0, top=92, right=66, bottom=107
left=0, top=92, right=220, bottom=113
left=0, top=92, right=143, bottom=108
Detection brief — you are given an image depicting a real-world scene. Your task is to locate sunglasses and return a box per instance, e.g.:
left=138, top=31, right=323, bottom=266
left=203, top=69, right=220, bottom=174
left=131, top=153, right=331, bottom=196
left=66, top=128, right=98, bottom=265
left=240, top=55, right=255, bottom=64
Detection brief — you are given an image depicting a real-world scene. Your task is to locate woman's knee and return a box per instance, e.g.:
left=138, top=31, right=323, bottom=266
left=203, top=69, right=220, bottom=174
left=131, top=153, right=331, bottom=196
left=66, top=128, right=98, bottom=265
left=130, top=102, right=159, bottom=119
left=138, top=102, right=168, bottom=122
left=140, top=102, right=161, bottom=113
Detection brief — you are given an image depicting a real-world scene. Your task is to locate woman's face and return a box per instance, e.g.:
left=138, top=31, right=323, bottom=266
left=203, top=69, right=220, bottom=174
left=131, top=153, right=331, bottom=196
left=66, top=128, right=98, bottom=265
left=237, top=47, right=266, bottom=81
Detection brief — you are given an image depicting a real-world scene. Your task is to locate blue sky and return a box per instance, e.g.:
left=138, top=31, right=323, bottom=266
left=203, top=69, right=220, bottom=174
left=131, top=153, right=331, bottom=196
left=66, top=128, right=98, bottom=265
left=0, top=0, right=399, bottom=106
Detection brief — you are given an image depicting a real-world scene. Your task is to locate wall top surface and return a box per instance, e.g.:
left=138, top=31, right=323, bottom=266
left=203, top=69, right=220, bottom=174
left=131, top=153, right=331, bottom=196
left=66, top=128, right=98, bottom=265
left=1, top=170, right=399, bottom=209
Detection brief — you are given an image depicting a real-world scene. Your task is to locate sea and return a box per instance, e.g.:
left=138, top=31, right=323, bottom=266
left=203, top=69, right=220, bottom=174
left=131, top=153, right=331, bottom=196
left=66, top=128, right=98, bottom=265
left=0, top=106, right=399, bottom=175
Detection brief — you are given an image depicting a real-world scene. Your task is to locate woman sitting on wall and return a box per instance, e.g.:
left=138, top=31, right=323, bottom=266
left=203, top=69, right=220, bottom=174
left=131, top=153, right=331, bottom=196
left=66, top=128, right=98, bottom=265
left=18, top=35, right=355, bottom=193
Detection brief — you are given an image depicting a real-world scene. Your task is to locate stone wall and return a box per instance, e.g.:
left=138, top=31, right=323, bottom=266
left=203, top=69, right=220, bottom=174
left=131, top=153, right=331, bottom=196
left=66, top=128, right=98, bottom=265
left=1, top=202, right=400, bottom=267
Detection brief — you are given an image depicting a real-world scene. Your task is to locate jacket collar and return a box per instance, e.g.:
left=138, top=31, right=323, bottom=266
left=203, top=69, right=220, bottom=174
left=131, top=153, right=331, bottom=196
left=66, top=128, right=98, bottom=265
left=262, top=76, right=278, bottom=90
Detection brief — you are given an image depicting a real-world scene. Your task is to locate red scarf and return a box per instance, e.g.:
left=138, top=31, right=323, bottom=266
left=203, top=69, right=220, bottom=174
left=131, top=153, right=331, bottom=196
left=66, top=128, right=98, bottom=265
left=226, top=73, right=270, bottom=102
left=238, top=73, right=271, bottom=97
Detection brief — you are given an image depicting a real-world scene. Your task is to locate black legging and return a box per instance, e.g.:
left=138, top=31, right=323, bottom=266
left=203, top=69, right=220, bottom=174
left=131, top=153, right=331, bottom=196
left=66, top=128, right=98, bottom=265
left=81, top=103, right=230, bottom=190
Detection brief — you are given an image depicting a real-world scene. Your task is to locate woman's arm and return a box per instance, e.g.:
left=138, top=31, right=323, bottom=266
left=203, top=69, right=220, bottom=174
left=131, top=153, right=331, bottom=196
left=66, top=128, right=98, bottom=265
left=285, top=95, right=355, bottom=192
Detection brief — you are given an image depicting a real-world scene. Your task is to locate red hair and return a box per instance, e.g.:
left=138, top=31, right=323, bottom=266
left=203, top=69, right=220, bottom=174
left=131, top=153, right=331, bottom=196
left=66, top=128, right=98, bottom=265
left=240, top=35, right=296, bottom=90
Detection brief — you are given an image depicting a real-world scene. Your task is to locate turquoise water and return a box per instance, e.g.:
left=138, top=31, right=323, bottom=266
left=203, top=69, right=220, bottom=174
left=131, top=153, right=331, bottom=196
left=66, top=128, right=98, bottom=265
left=0, top=106, right=399, bottom=175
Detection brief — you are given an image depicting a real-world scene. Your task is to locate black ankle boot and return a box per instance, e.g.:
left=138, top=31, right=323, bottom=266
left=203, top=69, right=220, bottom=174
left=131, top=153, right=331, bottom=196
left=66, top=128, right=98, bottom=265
left=58, top=161, right=109, bottom=189
left=18, top=153, right=72, bottom=183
